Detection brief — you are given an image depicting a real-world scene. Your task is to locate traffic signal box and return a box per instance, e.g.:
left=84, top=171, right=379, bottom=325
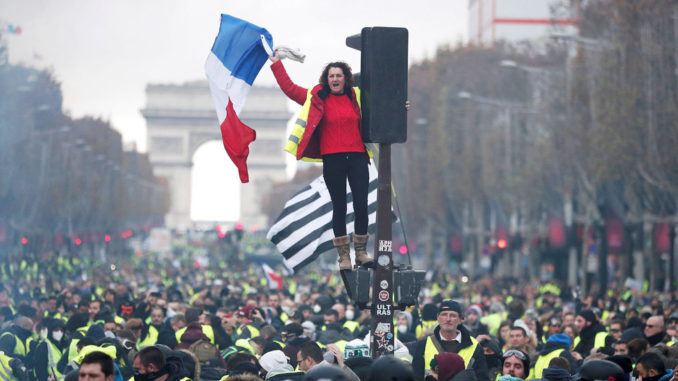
left=346, top=27, right=408, bottom=143
left=342, top=27, right=420, bottom=358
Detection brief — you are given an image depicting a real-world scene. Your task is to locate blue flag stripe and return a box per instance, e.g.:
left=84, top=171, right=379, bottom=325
left=210, top=14, right=273, bottom=85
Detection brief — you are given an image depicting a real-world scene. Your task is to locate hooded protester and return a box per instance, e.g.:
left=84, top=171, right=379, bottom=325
left=396, top=311, right=416, bottom=343
left=479, top=337, right=502, bottom=381
left=0, top=315, right=35, bottom=362
left=529, top=334, right=578, bottom=379
left=573, top=309, right=613, bottom=357
left=33, top=318, right=67, bottom=381
left=259, top=349, right=304, bottom=380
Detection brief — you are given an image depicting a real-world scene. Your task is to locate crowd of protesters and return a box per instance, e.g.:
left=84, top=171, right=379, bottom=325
left=0, top=246, right=677, bottom=381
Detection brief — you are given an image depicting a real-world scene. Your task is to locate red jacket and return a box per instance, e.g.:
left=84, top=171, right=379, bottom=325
left=271, top=60, right=364, bottom=160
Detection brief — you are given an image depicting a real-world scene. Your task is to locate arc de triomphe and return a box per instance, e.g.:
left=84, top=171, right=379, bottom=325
left=142, top=81, right=292, bottom=230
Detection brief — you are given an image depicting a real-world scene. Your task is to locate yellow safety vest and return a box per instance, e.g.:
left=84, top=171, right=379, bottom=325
left=235, top=324, right=259, bottom=340
left=480, top=313, right=502, bottom=336
left=0, top=352, right=16, bottom=380
left=67, top=338, right=80, bottom=362
left=343, top=320, right=360, bottom=334
left=594, top=331, right=608, bottom=349
left=285, top=87, right=371, bottom=162
left=424, top=335, right=478, bottom=374
left=530, top=348, right=565, bottom=379
left=0, top=332, right=32, bottom=357
left=138, top=325, right=159, bottom=348
left=234, top=339, right=255, bottom=355
left=416, top=321, right=438, bottom=339
left=574, top=331, right=608, bottom=352
left=45, top=340, right=64, bottom=381
left=175, top=324, right=215, bottom=344
left=334, top=340, right=348, bottom=353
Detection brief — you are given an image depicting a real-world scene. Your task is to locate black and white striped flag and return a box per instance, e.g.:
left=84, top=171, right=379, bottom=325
left=267, top=165, right=393, bottom=273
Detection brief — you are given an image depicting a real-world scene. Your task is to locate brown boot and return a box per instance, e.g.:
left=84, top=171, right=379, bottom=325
left=333, top=235, right=352, bottom=270
left=353, top=233, right=374, bottom=266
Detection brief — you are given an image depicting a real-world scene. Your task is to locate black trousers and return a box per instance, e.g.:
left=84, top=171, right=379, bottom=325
left=322, top=152, right=369, bottom=237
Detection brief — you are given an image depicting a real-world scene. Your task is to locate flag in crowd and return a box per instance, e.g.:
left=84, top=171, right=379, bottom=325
left=7, top=25, right=22, bottom=34
left=205, top=14, right=273, bottom=183
left=267, top=165, right=396, bottom=273
left=261, top=262, right=284, bottom=290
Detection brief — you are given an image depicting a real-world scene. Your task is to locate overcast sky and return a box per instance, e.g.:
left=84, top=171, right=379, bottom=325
left=1, top=0, right=468, bottom=222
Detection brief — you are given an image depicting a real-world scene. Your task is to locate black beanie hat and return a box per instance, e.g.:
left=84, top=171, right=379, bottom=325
left=577, top=309, right=596, bottom=323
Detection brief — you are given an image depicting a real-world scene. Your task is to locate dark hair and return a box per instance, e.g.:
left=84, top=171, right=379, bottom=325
left=80, top=351, right=115, bottom=376
left=136, top=346, right=166, bottom=370
left=319, top=62, right=354, bottom=94
left=324, top=309, right=339, bottom=318
left=636, top=352, right=666, bottom=374
left=225, top=352, right=258, bottom=371
left=548, top=356, right=571, bottom=372
left=299, top=341, right=323, bottom=364
left=627, top=338, right=650, bottom=360
left=510, top=325, right=527, bottom=337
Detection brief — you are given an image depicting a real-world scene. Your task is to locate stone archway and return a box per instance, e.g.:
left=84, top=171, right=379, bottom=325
left=142, top=81, right=291, bottom=230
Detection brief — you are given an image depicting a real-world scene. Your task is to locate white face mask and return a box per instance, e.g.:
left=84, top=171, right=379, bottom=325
left=398, top=325, right=408, bottom=334
left=345, top=310, right=355, bottom=321
left=52, top=331, right=64, bottom=341
left=40, top=328, right=48, bottom=340
left=313, top=305, right=321, bottom=314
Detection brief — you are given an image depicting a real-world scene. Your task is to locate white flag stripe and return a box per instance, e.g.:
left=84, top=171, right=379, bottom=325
left=267, top=165, right=392, bottom=273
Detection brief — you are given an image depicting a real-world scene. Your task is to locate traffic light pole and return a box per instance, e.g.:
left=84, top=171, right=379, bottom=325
left=371, top=143, right=394, bottom=357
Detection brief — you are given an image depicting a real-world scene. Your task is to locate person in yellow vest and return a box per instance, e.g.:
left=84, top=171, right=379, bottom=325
left=174, top=307, right=215, bottom=345
left=33, top=318, right=67, bottom=381
left=265, top=293, right=287, bottom=331
left=235, top=306, right=261, bottom=340
left=0, top=315, right=34, bottom=362
left=138, top=307, right=170, bottom=348
left=0, top=349, right=28, bottom=380
left=416, top=303, right=440, bottom=339
left=528, top=334, right=578, bottom=379
left=269, top=52, right=410, bottom=270
left=409, top=300, right=490, bottom=381
left=573, top=309, right=613, bottom=358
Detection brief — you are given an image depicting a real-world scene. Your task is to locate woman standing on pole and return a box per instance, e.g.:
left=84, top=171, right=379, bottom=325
left=268, top=52, right=373, bottom=270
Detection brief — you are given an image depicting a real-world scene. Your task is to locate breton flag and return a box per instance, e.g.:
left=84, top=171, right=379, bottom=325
left=261, top=263, right=284, bottom=290
left=267, top=165, right=396, bottom=273
left=205, top=14, right=273, bottom=183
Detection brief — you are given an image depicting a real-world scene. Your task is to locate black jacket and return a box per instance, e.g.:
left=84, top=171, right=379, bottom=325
left=573, top=322, right=612, bottom=357
left=409, top=325, right=489, bottom=381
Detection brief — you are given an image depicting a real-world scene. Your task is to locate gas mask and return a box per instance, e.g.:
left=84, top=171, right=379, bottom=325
left=345, top=310, right=355, bottom=321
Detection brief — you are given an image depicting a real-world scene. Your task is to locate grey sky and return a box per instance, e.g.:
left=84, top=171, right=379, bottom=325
left=1, top=0, right=468, bottom=221
left=2, top=0, right=467, bottom=149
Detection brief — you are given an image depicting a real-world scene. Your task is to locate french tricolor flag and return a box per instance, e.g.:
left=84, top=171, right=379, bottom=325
left=261, top=262, right=284, bottom=290
left=205, top=14, right=274, bottom=183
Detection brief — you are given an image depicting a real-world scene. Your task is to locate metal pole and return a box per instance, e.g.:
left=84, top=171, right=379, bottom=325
left=371, top=143, right=394, bottom=357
